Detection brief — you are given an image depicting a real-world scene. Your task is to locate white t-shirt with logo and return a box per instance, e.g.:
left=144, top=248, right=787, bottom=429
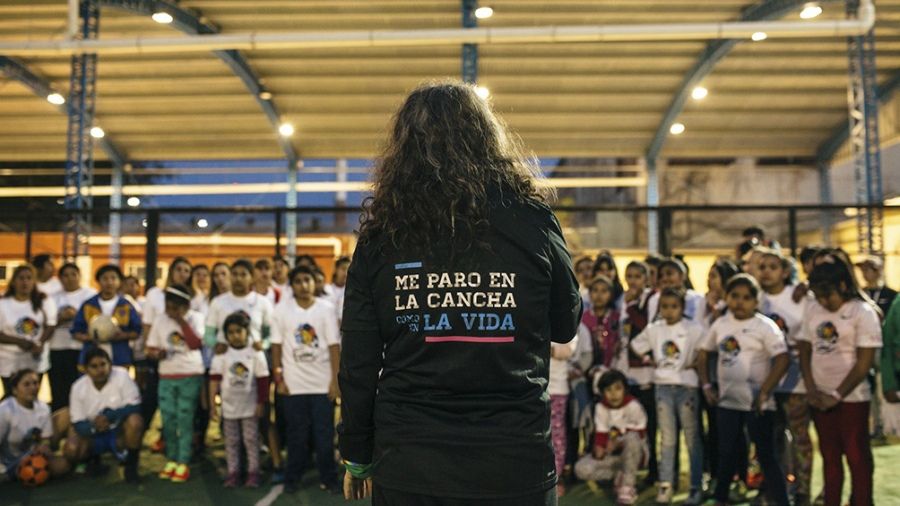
left=0, top=397, right=52, bottom=471
left=0, top=297, right=58, bottom=376
left=761, top=285, right=809, bottom=394
left=631, top=319, right=704, bottom=387
left=796, top=299, right=882, bottom=403
left=69, top=366, right=141, bottom=427
left=50, top=287, right=97, bottom=350
left=210, top=346, right=269, bottom=419
left=703, top=313, right=788, bottom=411
left=146, top=310, right=206, bottom=377
left=270, top=298, right=340, bottom=395
left=208, top=292, right=275, bottom=346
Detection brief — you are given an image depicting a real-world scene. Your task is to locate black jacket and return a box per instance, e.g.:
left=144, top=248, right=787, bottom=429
left=338, top=198, right=582, bottom=499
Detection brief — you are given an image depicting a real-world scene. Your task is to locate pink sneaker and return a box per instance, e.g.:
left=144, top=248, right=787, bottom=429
left=244, top=472, right=260, bottom=488
left=223, top=473, right=239, bottom=488
left=617, top=485, right=638, bottom=505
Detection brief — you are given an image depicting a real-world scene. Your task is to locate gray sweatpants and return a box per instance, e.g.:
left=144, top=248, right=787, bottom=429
left=574, top=432, right=645, bottom=487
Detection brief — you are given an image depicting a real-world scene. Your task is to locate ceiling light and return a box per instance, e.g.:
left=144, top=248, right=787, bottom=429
left=278, top=123, right=294, bottom=137
left=669, top=123, right=685, bottom=135
left=474, top=6, right=494, bottom=19
left=751, top=32, right=768, bottom=42
left=474, top=85, right=490, bottom=100
left=800, top=3, right=822, bottom=19
left=47, top=93, right=65, bottom=105
left=90, top=126, right=105, bottom=138
left=691, top=86, right=708, bottom=100
left=141, top=219, right=148, bottom=228
left=126, top=196, right=140, bottom=207
left=152, top=11, right=174, bottom=24
left=197, top=218, right=209, bottom=229
left=259, top=91, right=273, bottom=100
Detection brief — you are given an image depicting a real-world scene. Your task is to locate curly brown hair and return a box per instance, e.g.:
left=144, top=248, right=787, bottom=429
left=359, top=80, right=552, bottom=261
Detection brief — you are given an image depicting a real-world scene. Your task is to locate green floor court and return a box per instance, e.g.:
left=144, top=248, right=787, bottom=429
left=4, top=437, right=900, bottom=506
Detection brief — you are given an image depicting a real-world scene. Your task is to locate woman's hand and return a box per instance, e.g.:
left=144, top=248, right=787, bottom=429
left=343, top=473, right=372, bottom=501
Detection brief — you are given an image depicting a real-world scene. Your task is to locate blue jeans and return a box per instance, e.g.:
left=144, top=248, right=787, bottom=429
left=282, top=394, right=337, bottom=487
left=655, top=384, right=703, bottom=490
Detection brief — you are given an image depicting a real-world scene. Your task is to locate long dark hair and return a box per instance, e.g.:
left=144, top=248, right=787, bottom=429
left=358, top=80, right=549, bottom=261
left=166, top=256, right=193, bottom=289
left=809, top=249, right=880, bottom=315
left=4, top=264, right=45, bottom=312
left=210, top=262, right=230, bottom=301
left=592, top=253, right=624, bottom=303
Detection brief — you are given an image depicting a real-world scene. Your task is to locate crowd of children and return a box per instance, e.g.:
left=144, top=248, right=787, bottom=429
left=561, top=235, right=895, bottom=506
left=0, top=253, right=348, bottom=496
left=1, top=236, right=899, bottom=506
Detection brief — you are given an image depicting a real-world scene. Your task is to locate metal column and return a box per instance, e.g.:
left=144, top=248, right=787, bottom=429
left=461, top=0, right=478, bottom=84
left=645, top=158, right=660, bottom=253
left=846, top=0, right=883, bottom=254
left=63, top=0, right=100, bottom=260
left=335, top=158, right=348, bottom=230
left=109, top=162, right=123, bottom=262
left=286, top=158, right=299, bottom=262
left=817, top=161, right=834, bottom=244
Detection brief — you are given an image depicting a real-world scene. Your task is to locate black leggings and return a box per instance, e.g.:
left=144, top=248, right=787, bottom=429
left=372, top=485, right=557, bottom=506
left=49, top=349, right=82, bottom=411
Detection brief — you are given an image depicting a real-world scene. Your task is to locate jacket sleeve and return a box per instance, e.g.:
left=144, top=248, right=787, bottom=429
left=882, top=298, right=900, bottom=393
left=547, top=213, right=583, bottom=343
left=337, top=246, right=384, bottom=465
left=71, top=301, right=89, bottom=335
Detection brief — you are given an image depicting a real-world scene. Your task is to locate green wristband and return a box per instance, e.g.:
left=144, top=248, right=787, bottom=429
left=343, top=460, right=374, bottom=479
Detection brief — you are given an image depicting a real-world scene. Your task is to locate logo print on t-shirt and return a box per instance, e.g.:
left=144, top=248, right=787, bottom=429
left=719, top=336, right=741, bottom=367
left=229, top=361, right=250, bottom=386
left=815, top=322, right=839, bottom=353
left=15, top=317, right=40, bottom=337
left=766, top=313, right=789, bottom=334
left=168, top=332, right=184, bottom=347
left=294, top=323, right=319, bottom=348
left=659, top=340, right=681, bottom=368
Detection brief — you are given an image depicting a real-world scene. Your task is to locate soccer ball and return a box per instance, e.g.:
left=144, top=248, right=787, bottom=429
left=17, top=453, right=49, bottom=487
left=88, top=315, right=119, bottom=342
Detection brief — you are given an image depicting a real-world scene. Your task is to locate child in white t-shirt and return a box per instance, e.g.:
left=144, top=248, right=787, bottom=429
left=271, top=265, right=341, bottom=494
left=209, top=312, right=269, bottom=488
left=549, top=333, right=577, bottom=498
left=698, top=274, right=790, bottom=505
left=0, top=369, right=69, bottom=481
left=797, top=255, right=882, bottom=506
left=64, top=347, right=143, bottom=483
left=574, top=369, right=647, bottom=506
left=0, top=264, right=57, bottom=391
left=631, top=287, right=704, bottom=505
left=145, top=285, right=205, bottom=483
left=757, top=248, right=813, bottom=503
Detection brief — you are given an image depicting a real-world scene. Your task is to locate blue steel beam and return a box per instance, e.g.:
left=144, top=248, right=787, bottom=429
left=646, top=0, right=837, bottom=160
left=101, top=0, right=298, bottom=161
left=816, top=73, right=900, bottom=163
left=0, top=55, right=126, bottom=167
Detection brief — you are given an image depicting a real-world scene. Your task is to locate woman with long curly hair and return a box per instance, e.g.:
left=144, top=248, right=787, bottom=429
left=338, top=81, right=582, bottom=506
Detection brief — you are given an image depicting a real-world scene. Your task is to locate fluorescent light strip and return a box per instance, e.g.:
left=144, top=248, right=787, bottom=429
left=89, top=235, right=342, bottom=257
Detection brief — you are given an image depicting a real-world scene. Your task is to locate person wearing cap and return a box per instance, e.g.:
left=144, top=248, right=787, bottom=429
left=855, top=256, right=896, bottom=316
left=145, top=283, right=205, bottom=483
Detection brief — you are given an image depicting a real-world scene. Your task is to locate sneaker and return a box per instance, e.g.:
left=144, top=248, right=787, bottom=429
left=656, top=482, right=673, bottom=504
left=617, top=485, right=638, bottom=505
left=270, top=469, right=285, bottom=485
left=683, top=488, right=703, bottom=505
left=158, top=461, right=178, bottom=480
left=170, top=463, right=190, bottom=483
left=223, top=473, right=239, bottom=488
left=244, top=472, right=260, bottom=488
